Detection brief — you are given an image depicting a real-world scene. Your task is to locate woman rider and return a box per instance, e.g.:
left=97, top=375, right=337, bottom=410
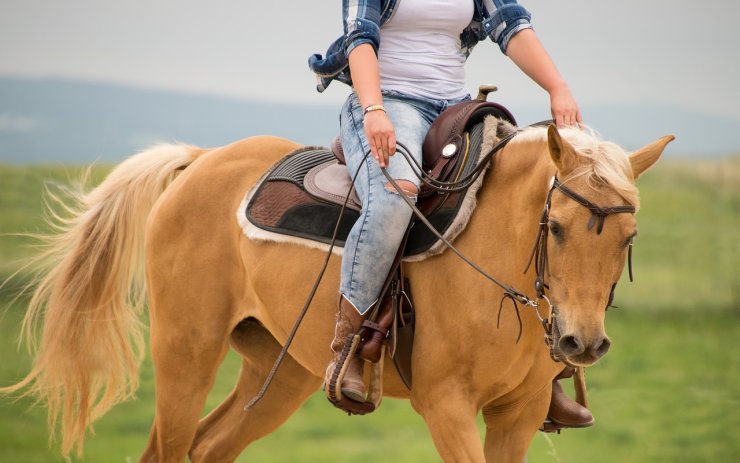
left=309, top=0, right=592, bottom=429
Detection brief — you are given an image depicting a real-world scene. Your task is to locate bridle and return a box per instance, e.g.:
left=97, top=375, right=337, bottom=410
left=523, top=174, right=636, bottom=361
left=385, top=140, right=638, bottom=360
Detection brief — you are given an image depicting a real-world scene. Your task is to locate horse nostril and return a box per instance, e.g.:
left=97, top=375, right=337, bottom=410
left=559, top=334, right=584, bottom=356
left=592, top=336, right=612, bottom=358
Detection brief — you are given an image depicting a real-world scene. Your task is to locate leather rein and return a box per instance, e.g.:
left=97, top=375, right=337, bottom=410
left=246, top=121, right=637, bottom=410
left=388, top=126, right=637, bottom=361
left=246, top=123, right=533, bottom=411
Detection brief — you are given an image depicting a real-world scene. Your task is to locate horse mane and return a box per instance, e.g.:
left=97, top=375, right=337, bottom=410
left=510, top=123, right=640, bottom=210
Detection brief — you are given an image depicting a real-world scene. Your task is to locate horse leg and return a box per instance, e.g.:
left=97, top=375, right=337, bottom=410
left=139, top=276, right=237, bottom=462
left=413, top=390, right=487, bottom=462
left=481, top=383, right=551, bottom=463
left=139, top=322, right=231, bottom=462
left=189, top=319, right=321, bottom=462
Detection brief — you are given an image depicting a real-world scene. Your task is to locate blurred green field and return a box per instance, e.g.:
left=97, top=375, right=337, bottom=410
left=0, top=157, right=738, bottom=462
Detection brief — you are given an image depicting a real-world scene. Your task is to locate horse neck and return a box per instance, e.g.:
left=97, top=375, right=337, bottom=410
left=411, top=137, right=559, bottom=376
left=425, top=136, right=554, bottom=302
left=483, top=136, right=554, bottom=252
left=447, top=136, right=554, bottom=320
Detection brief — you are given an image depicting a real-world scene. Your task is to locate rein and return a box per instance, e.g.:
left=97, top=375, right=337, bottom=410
left=245, top=121, right=637, bottom=409
left=245, top=123, right=533, bottom=411
left=393, top=128, right=638, bottom=360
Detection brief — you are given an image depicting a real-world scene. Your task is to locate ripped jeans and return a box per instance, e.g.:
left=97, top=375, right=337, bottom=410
left=339, top=90, right=470, bottom=314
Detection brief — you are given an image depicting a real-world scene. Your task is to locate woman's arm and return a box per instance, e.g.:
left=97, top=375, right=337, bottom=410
left=348, top=43, right=396, bottom=167
left=505, top=29, right=582, bottom=127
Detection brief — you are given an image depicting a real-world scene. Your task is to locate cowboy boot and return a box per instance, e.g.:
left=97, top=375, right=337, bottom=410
left=325, top=296, right=367, bottom=402
left=547, top=368, right=594, bottom=428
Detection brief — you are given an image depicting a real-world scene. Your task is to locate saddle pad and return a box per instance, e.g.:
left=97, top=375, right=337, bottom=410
left=243, top=122, right=488, bottom=257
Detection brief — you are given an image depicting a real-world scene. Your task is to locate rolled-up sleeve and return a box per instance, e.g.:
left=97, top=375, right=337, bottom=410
left=481, top=0, right=533, bottom=53
left=343, top=0, right=383, bottom=57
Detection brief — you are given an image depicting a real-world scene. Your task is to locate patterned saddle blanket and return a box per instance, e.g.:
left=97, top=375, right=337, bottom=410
left=240, top=121, right=494, bottom=258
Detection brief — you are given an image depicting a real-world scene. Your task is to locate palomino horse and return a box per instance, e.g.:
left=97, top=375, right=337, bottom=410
left=2, top=118, right=672, bottom=462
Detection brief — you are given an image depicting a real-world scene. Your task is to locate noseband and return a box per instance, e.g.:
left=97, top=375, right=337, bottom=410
left=524, top=174, right=636, bottom=360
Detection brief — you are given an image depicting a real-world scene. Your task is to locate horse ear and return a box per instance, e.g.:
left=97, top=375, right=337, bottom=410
left=629, top=135, right=675, bottom=179
left=547, top=124, right=579, bottom=176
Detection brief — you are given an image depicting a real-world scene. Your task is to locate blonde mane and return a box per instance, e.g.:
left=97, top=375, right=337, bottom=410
left=515, top=125, right=640, bottom=209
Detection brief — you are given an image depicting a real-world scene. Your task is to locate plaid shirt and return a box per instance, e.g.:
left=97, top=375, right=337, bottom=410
left=308, top=0, right=532, bottom=92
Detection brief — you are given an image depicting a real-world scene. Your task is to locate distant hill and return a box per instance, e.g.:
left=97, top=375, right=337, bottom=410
left=0, top=77, right=339, bottom=164
left=0, top=77, right=737, bottom=163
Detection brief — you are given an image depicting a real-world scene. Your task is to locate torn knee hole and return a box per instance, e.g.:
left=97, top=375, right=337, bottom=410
left=385, top=180, right=418, bottom=198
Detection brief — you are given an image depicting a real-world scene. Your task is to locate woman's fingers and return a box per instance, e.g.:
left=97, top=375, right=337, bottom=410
left=379, top=133, right=397, bottom=167
left=365, top=111, right=396, bottom=168
left=554, top=109, right=582, bottom=128
left=549, top=84, right=583, bottom=128
left=377, top=142, right=387, bottom=167
left=369, top=142, right=379, bottom=163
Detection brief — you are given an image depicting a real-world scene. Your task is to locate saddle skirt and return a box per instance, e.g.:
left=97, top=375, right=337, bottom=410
left=240, top=120, right=496, bottom=259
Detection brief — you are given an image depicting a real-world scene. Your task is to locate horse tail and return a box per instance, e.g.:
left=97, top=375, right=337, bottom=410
left=2, top=143, right=206, bottom=456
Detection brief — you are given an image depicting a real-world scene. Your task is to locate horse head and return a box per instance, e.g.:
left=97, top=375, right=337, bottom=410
left=542, top=125, right=674, bottom=367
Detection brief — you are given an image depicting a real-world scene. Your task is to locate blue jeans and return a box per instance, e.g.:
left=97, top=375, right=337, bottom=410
left=339, top=90, right=470, bottom=314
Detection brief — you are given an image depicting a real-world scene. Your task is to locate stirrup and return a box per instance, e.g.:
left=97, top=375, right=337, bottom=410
left=540, top=366, right=593, bottom=433
left=540, top=419, right=564, bottom=434
left=325, top=334, right=376, bottom=415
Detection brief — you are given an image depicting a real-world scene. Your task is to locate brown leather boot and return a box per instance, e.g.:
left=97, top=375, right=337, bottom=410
left=547, top=376, right=594, bottom=428
left=358, top=297, right=394, bottom=363
left=325, top=296, right=367, bottom=402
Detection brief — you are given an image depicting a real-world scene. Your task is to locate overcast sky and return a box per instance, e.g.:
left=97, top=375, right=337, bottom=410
left=1, top=0, right=738, bottom=121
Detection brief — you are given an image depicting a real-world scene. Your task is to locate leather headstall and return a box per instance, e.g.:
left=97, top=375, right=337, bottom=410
left=524, top=174, right=637, bottom=359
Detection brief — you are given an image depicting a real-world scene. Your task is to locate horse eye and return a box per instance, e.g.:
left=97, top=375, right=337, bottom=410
left=549, top=221, right=562, bottom=238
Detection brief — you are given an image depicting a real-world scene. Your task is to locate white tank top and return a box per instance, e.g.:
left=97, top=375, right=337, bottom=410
left=378, top=0, right=474, bottom=100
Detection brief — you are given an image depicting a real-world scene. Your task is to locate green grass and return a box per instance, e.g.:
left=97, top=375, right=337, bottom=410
left=0, top=157, right=738, bottom=462
left=0, top=164, right=110, bottom=280
left=615, top=157, right=740, bottom=313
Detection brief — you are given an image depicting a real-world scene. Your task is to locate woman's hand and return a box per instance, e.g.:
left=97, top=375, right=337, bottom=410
left=364, top=110, right=396, bottom=168
left=549, top=83, right=583, bottom=128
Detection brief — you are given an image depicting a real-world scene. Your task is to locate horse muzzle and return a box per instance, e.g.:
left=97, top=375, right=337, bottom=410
left=549, top=313, right=611, bottom=367
left=558, top=331, right=611, bottom=366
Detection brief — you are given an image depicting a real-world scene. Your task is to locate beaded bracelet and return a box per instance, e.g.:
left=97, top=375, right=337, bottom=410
left=363, top=104, right=386, bottom=115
